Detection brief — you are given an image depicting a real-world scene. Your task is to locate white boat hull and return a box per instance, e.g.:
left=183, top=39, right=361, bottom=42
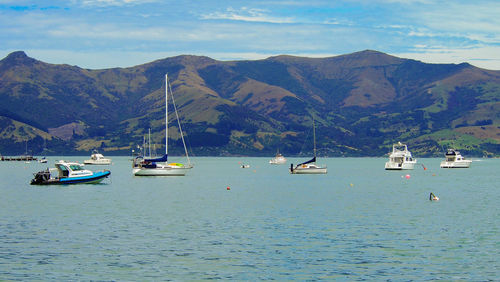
left=291, top=167, right=327, bottom=174
left=133, top=164, right=192, bottom=176
left=84, top=160, right=111, bottom=165
left=269, top=159, right=286, bottom=165
left=269, top=156, right=287, bottom=164
left=385, top=161, right=416, bottom=170
left=290, top=164, right=327, bottom=174
left=440, top=160, right=471, bottom=168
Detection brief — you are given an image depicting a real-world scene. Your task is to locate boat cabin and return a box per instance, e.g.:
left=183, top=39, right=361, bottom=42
left=90, top=153, right=105, bottom=160
left=390, top=155, right=414, bottom=162
left=445, top=150, right=466, bottom=162
left=55, top=161, right=92, bottom=178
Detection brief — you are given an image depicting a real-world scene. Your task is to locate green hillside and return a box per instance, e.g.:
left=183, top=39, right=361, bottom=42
left=1, top=50, right=499, bottom=157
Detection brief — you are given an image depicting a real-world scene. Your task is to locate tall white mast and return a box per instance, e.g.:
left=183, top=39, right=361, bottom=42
left=165, top=74, right=168, bottom=156
left=148, top=128, right=151, bottom=158
left=313, top=118, right=317, bottom=159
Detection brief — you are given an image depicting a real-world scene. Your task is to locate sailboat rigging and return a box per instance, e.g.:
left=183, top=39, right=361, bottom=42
left=290, top=118, right=327, bottom=174
left=132, top=74, right=193, bottom=176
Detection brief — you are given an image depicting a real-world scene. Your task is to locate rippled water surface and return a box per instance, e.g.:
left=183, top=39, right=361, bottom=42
left=1, top=157, right=499, bottom=280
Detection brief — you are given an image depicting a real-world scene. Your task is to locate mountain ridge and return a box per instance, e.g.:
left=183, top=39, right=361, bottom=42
left=1, top=50, right=499, bottom=157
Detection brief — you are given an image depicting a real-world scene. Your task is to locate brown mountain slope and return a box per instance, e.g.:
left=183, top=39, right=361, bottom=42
left=1, top=50, right=499, bottom=156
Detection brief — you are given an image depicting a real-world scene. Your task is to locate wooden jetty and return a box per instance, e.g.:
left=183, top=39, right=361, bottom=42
left=1, top=155, right=38, bottom=161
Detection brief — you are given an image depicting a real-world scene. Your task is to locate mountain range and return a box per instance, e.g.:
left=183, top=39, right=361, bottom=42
left=1, top=50, right=499, bottom=157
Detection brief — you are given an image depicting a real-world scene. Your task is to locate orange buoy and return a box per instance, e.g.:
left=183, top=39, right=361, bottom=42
left=227, top=186, right=230, bottom=190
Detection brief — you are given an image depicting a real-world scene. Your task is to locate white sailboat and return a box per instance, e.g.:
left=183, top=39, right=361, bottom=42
left=132, top=74, right=193, bottom=176
left=290, top=119, right=327, bottom=174
left=39, top=138, right=48, bottom=163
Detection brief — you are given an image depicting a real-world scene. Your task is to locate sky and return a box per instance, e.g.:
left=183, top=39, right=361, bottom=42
left=1, top=0, right=500, bottom=70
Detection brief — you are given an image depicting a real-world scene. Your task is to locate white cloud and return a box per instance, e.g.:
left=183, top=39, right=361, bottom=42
left=396, top=46, right=500, bottom=70
left=323, top=18, right=354, bottom=26
left=403, top=2, right=500, bottom=43
left=48, top=23, right=168, bottom=41
left=76, top=0, right=158, bottom=7
left=201, top=7, right=294, bottom=24
left=3, top=0, right=500, bottom=71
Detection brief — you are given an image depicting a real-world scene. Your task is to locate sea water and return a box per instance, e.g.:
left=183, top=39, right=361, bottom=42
left=1, top=157, right=499, bottom=280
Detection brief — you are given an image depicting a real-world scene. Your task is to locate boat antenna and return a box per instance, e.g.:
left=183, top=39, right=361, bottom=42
left=168, top=77, right=191, bottom=166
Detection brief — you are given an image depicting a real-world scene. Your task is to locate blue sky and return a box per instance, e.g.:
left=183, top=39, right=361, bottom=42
left=1, top=0, right=500, bottom=70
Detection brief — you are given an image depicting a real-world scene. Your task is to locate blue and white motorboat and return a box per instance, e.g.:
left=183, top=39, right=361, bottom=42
left=30, top=160, right=110, bottom=185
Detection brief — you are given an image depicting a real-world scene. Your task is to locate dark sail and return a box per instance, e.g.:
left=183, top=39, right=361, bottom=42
left=297, top=156, right=315, bottom=166
left=144, top=154, right=168, bottom=162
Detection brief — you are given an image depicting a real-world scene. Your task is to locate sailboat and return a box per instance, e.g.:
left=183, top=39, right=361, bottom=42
left=23, top=140, right=36, bottom=163
left=290, top=119, right=327, bottom=174
left=132, top=74, right=193, bottom=176
left=39, top=138, right=48, bottom=163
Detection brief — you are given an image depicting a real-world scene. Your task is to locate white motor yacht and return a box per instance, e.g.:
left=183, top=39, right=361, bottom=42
left=84, top=150, right=111, bottom=165
left=269, top=150, right=287, bottom=164
left=440, top=149, right=472, bottom=168
left=384, top=142, right=417, bottom=170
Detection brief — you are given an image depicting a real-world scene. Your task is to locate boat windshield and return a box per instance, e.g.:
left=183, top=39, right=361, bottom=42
left=69, top=164, right=84, bottom=171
